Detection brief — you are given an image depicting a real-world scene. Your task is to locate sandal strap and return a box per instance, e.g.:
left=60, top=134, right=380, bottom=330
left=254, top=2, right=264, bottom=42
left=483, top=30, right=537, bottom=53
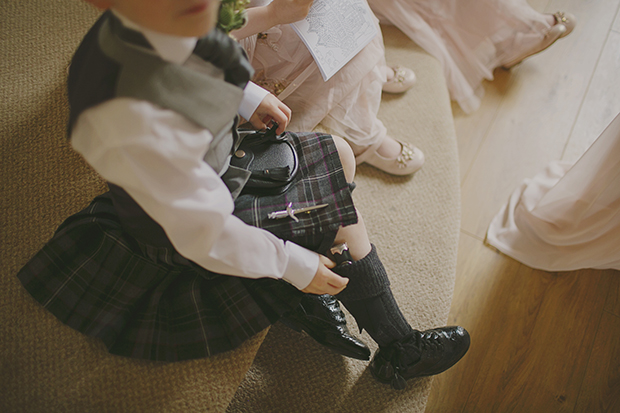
left=353, top=139, right=384, bottom=165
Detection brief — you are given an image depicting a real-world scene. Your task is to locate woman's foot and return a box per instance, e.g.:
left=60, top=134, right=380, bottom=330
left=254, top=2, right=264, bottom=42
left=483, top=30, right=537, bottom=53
left=382, top=65, right=416, bottom=94
left=502, top=11, right=576, bottom=69
left=354, top=136, right=424, bottom=176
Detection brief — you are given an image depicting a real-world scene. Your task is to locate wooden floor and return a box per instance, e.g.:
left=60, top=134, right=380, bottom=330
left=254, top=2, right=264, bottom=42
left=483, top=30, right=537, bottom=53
left=425, top=0, right=620, bottom=412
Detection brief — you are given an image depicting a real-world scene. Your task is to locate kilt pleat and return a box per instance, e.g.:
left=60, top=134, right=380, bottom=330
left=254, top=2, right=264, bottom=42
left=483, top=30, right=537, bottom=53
left=17, top=132, right=357, bottom=361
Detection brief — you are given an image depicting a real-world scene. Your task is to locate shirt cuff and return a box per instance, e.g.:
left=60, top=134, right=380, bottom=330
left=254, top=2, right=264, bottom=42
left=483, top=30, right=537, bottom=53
left=238, top=82, right=270, bottom=121
left=281, top=242, right=319, bottom=290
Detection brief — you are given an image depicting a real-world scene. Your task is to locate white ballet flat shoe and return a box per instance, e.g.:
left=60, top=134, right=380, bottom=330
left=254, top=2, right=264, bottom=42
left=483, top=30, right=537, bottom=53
left=382, top=66, right=416, bottom=94
left=356, top=139, right=424, bottom=176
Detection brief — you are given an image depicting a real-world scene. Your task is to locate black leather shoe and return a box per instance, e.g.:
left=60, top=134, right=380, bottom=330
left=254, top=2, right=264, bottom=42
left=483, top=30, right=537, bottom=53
left=280, top=294, right=371, bottom=361
left=369, top=326, right=470, bottom=390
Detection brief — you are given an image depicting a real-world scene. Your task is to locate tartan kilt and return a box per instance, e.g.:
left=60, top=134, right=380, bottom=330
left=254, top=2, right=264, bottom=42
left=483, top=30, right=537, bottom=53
left=17, top=132, right=358, bottom=362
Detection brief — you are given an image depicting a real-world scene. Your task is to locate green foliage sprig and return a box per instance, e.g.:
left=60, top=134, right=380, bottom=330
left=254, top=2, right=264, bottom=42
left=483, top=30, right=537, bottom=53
left=218, top=0, right=250, bottom=34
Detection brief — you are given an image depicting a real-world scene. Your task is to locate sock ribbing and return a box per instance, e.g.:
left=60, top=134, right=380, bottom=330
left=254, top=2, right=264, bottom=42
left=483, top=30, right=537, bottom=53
left=335, top=244, right=413, bottom=347
left=334, top=244, right=390, bottom=302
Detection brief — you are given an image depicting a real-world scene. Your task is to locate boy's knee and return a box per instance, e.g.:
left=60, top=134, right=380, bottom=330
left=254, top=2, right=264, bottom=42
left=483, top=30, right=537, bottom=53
left=332, top=135, right=356, bottom=182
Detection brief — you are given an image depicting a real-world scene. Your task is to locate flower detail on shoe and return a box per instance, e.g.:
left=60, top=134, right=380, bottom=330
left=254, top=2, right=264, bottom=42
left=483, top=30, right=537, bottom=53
left=553, top=11, right=576, bottom=37
left=397, top=141, right=418, bottom=169
left=554, top=11, right=569, bottom=24
left=382, top=65, right=416, bottom=94
left=356, top=139, right=424, bottom=176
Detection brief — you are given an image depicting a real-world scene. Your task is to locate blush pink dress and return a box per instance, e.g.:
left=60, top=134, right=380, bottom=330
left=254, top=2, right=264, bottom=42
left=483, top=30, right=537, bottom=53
left=239, top=0, right=388, bottom=150
left=368, top=0, right=551, bottom=113
left=487, top=112, right=620, bottom=271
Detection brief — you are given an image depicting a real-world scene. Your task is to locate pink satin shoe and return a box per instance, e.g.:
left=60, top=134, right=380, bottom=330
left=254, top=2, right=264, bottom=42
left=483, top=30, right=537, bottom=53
left=356, top=139, right=424, bottom=176
left=502, top=11, right=576, bottom=69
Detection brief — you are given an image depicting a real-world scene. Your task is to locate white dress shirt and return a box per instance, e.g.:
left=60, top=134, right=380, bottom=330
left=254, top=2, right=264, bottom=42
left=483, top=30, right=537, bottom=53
left=70, top=11, right=319, bottom=290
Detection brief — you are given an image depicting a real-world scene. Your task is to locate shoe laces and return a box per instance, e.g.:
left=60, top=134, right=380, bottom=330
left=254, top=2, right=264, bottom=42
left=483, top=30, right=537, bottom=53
left=413, top=330, right=446, bottom=353
left=381, top=330, right=448, bottom=390
left=380, top=333, right=417, bottom=390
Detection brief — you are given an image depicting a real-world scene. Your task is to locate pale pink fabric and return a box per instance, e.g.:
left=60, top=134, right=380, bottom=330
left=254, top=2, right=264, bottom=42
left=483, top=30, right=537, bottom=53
left=486, top=113, right=620, bottom=271
left=239, top=1, right=388, bottom=148
left=369, top=0, right=551, bottom=113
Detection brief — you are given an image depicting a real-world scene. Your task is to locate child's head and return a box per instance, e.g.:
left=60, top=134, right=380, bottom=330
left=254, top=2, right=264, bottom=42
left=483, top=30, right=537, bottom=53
left=86, top=0, right=221, bottom=37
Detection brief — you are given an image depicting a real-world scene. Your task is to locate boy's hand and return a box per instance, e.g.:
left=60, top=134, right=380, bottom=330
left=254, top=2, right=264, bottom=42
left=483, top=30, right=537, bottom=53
left=249, top=93, right=291, bottom=134
left=301, top=255, right=349, bottom=295
left=267, top=0, right=314, bottom=26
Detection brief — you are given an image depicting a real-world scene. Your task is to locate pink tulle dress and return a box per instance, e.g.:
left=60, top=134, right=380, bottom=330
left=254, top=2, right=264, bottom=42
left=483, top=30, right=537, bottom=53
left=238, top=0, right=388, bottom=149
left=368, top=0, right=551, bottom=113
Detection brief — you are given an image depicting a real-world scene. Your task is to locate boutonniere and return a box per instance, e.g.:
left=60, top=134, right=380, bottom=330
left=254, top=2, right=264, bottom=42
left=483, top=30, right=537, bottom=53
left=218, top=0, right=250, bottom=34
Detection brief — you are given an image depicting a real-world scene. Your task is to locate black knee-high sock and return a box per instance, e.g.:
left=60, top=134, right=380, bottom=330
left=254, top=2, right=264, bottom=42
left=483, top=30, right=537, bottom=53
left=335, top=245, right=414, bottom=348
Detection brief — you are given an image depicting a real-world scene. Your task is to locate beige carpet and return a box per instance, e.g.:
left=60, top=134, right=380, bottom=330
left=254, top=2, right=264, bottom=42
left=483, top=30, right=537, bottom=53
left=0, top=1, right=460, bottom=412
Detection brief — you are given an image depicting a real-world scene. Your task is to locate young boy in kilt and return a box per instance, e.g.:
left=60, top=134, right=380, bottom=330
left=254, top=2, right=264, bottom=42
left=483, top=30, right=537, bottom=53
left=16, top=0, right=470, bottom=390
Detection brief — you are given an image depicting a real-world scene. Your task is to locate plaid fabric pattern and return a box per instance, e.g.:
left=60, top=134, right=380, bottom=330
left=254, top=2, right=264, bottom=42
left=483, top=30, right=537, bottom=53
left=17, top=132, right=357, bottom=361
left=234, top=132, right=358, bottom=253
